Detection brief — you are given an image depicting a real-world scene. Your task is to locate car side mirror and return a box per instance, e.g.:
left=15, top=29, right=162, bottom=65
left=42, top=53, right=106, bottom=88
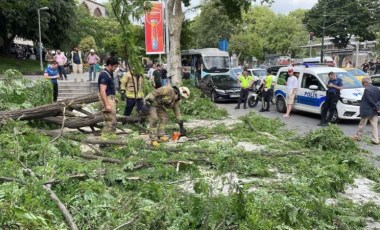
left=309, top=85, right=318, bottom=90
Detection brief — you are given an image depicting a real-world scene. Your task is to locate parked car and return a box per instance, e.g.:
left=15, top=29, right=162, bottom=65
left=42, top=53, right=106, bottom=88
left=230, top=67, right=243, bottom=79
left=248, top=68, right=267, bottom=91
left=371, top=74, right=380, bottom=89
left=199, top=74, right=241, bottom=102
left=343, top=68, right=369, bottom=81
left=266, top=65, right=286, bottom=76
left=274, top=66, right=364, bottom=122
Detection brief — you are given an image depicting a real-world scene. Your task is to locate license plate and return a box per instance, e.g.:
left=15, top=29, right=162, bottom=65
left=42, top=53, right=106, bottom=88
left=230, top=94, right=240, bottom=98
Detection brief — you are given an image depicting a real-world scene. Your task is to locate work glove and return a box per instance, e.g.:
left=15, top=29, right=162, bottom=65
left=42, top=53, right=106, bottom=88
left=120, top=90, right=126, bottom=101
left=178, top=120, right=187, bottom=136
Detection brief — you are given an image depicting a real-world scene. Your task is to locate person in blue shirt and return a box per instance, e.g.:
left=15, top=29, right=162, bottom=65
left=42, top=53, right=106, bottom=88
left=318, top=72, right=343, bottom=126
left=98, top=57, right=119, bottom=136
left=44, top=61, right=60, bottom=102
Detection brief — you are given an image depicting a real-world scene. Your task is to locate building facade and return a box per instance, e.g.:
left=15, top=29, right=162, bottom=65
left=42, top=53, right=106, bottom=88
left=80, top=0, right=106, bottom=17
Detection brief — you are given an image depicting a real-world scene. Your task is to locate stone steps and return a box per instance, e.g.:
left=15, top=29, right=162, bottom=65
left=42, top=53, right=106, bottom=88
left=57, top=80, right=98, bottom=101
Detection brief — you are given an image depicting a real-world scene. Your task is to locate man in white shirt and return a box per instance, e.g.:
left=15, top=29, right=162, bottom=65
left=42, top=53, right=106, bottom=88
left=283, top=68, right=298, bottom=118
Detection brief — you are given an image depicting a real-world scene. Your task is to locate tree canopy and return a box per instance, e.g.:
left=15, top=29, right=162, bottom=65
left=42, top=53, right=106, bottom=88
left=0, top=0, right=76, bottom=53
left=303, top=0, right=378, bottom=48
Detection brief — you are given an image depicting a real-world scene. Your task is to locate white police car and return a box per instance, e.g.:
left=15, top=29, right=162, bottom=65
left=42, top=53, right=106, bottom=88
left=274, top=65, right=364, bottom=122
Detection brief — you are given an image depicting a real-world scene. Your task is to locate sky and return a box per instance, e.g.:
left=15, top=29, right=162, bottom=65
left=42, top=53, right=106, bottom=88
left=96, top=0, right=319, bottom=16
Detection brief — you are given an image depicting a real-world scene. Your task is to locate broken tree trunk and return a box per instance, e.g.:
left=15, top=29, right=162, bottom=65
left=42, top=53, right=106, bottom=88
left=0, top=93, right=99, bottom=121
left=41, top=115, right=140, bottom=129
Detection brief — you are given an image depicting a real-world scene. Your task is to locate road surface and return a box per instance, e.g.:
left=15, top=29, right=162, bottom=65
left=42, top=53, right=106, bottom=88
left=215, top=100, right=380, bottom=165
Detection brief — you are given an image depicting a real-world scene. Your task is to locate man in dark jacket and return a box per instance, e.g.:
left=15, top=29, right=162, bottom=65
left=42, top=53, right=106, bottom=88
left=351, top=77, right=380, bottom=144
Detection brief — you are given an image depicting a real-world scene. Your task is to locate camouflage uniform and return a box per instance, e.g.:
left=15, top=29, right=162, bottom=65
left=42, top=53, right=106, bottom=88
left=101, top=95, right=117, bottom=135
left=145, top=86, right=181, bottom=140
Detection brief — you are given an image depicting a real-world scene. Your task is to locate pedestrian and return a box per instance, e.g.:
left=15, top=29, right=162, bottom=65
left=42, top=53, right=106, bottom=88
left=45, top=49, right=54, bottom=63
left=98, top=57, right=119, bottom=136
left=71, top=46, right=84, bottom=82
left=283, top=69, right=298, bottom=118
left=351, top=77, right=380, bottom=145
left=361, top=60, right=369, bottom=73
left=142, top=85, right=190, bottom=147
left=147, top=64, right=155, bottom=81
left=54, top=49, right=68, bottom=80
left=235, top=68, right=254, bottom=109
left=346, top=61, right=353, bottom=68
left=160, top=65, right=168, bottom=86
left=317, top=72, right=343, bottom=126
left=153, top=64, right=162, bottom=89
left=87, top=49, right=100, bottom=81
left=260, top=70, right=274, bottom=112
left=44, top=61, right=60, bottom=102
left=369, top=59, right=375, bottom=75
left=120, top=69, right=144, bottom=116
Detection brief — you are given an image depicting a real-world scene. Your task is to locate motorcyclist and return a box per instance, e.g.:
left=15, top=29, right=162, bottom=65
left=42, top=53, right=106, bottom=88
left=142, top=85, right=190, bottom=147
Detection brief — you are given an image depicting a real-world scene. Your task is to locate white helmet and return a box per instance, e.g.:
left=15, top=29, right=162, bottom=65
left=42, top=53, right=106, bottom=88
left=90, top=48, right=95, bottom=53
left=179, top=86, right=190, bottom=99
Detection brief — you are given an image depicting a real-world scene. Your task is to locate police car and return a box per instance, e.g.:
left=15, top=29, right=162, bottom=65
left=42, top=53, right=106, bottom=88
left=273, top=65, right=364, bottom=122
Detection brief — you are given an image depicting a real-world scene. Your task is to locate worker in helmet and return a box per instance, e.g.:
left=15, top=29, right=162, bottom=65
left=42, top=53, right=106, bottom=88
left=142, top=85, right=190, bottom=146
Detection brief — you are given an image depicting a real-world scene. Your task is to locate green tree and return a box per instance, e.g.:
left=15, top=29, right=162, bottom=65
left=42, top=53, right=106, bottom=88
left=303, top=0, right=378, bottom=48
left=78, top=36, right=97, bottom=53
left=0, top=0, right=76, bottom=54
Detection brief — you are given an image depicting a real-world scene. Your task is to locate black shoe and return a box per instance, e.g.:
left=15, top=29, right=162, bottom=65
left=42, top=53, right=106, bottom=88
left=265, top=109, right=270, bottom=112
left=235, top=106, right=240, bottom=109
left=317, top=121, right=327, bottom=126
left=259, top=108, right=265, bottom=112
left=243, top=106, right=247, bottom=109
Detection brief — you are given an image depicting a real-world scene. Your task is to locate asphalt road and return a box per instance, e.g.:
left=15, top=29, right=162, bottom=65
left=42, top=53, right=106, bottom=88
left=215, top=99, right=380, bottom=164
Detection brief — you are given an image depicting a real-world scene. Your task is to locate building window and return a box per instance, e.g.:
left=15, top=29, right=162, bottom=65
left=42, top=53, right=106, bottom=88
left=94, top=8, right=102, bottom=17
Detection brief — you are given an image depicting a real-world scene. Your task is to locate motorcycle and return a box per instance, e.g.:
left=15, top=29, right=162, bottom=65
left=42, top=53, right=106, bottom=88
left=247, top=83, right=274, bottom=108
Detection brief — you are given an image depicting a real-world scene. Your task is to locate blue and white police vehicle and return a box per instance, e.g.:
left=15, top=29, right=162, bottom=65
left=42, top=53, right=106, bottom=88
left=274, top=65, right=364, bottom=122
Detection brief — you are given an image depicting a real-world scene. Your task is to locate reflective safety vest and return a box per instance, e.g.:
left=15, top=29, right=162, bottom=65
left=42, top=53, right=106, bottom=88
left=239, top=75, right=253, bottom=89
left=120, top=71, right=144, bottom=98
left=264, top=75, right=273, bottom=89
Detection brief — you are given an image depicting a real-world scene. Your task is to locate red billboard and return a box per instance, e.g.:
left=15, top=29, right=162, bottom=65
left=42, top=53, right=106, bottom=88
left=145, top=1, right=165, bottom=54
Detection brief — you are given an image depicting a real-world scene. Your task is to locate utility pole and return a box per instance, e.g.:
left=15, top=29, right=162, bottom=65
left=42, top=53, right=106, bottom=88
left=38, top=7, right=49, bottom=71
left=320, top=3, right=326, bottom=63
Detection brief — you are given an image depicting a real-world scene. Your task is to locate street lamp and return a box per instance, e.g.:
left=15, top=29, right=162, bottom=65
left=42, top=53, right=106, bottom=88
left=38, top=7, right=49, bottom=71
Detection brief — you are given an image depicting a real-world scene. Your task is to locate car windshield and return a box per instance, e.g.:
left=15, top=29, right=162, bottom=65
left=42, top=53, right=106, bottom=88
left=203, top=56, right=229, bottom=70
left=252, top=70, right=266, bottom=77
left=318, top=72, right=362, bottom=89
left=347, top=69, right=368, bottom=76
left=211, top=75, right=237, bottom=84
left=372, top=77, right=380, bottom=87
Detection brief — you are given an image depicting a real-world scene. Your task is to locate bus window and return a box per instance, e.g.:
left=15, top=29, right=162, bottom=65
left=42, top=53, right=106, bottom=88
left=203, top=56, right=229, bottom=72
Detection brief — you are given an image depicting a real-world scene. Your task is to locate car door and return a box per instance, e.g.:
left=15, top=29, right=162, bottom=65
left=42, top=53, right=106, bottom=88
left=296, top=73, right=326, bottom=114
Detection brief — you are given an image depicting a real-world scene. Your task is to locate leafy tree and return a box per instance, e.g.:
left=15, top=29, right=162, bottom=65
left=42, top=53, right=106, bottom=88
left=0, top=0, right=76, bottom=54
left=192, top=0, right=238, bottom=49
left=78, top=36, right=98, bottom=53
left=303, top=0, right=378, bottom=48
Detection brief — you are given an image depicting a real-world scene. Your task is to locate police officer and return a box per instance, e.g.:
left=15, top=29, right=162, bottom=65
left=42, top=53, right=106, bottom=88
left=142, top=85, right=190, bottom=146
left=318, top=72, right=343, bottom=126
left=260, top=70, right=274, bottom=112
left=235, top=68, right=254, bottom=109
left=120, top=70, right=144, bottom=116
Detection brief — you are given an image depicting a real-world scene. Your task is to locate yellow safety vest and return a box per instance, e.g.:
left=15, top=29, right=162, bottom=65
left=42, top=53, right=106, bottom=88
left=239, top=75, right=253, bottom=89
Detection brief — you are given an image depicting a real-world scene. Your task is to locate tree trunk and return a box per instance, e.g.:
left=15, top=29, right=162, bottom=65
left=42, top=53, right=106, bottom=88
left=168, top=0, right=184, bottom=85
left=0, top=93, right=99, bottom=121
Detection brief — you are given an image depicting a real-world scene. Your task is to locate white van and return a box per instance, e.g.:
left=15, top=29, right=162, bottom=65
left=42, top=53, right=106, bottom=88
left=273, top=66, right=364, bottom=122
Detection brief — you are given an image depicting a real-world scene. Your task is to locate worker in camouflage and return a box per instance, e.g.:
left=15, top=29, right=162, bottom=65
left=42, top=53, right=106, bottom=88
left=142, top=85, right=190, bottom=146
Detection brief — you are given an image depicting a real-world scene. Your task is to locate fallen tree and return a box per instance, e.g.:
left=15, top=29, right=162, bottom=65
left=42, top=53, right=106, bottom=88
left=0, top=93, right=141, bottom=129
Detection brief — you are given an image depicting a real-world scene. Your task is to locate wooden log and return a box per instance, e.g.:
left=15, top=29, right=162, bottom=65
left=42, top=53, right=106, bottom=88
left=0, top=93, right=99, bottom=121
left=80, top=153, right=122, bottom=164
left=41, top=115, right=140, bottom=129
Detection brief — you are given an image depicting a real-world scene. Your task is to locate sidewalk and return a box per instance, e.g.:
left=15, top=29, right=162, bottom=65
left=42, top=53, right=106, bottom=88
left=21, top=72, right=94, bottom=82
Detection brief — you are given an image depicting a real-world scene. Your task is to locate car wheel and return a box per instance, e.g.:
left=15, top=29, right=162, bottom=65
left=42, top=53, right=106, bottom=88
left=211, top=91, right=218, bottom=103
left=248, top=95, right=259, bottom=108
left=276, top=96, right=286, bottom=113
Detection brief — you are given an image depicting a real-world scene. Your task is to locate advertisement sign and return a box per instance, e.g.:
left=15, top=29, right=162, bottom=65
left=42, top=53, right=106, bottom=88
left=145, top=1, right=165, bottom=54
